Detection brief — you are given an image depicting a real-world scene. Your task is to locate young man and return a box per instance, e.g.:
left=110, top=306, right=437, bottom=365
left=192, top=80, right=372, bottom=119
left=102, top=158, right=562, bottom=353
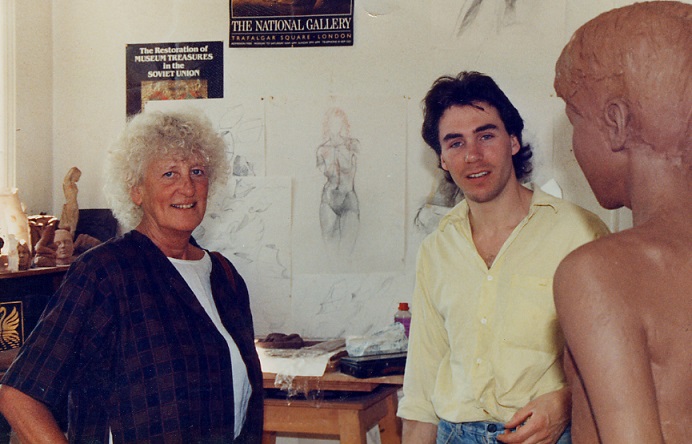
left=398, top=72, right=609, bottom=444
left=553, top=3, right=691, bottom=443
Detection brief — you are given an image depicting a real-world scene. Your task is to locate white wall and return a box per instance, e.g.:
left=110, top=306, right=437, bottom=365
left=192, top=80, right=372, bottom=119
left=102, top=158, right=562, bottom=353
left=14, top=0, right=53, bottom=213
left=14, top=1, right=668, bottom=441
left=25, top=0, right=638, bottom=217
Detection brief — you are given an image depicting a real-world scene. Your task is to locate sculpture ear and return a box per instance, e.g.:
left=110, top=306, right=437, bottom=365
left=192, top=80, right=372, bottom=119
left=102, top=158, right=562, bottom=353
left=604, top=99, right=629, bottom=152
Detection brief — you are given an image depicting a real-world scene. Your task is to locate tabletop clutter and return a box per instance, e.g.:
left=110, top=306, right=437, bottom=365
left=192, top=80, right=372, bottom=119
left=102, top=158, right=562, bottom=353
left=257, top=317, right=409, bottom=393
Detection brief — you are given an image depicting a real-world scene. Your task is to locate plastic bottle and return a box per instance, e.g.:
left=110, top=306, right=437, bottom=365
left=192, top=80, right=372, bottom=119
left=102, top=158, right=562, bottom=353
left=394, top=302, right=412, bottom=337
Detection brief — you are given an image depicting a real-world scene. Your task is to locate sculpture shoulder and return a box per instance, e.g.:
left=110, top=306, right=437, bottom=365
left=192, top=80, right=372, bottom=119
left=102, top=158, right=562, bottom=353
left=555, top=226, right=691, bottom=328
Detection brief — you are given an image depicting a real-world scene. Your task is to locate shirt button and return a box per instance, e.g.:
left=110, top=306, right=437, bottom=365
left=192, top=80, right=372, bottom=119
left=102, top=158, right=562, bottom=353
left=480, top=318, right=487, bottom=325
left=476, top=358, right=482, bottom=365
left=487, top=275, right=493, bottom=281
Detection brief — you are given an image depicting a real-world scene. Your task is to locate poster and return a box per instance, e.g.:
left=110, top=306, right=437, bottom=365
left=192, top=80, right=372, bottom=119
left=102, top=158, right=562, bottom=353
left=126, top=41, right=223, bottom=116
left=230, top=0, right=354, bottom=48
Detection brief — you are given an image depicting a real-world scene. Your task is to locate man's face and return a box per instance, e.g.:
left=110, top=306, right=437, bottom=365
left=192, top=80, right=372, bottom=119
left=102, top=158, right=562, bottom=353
left=565, top=102, right=624, bottom=209
left=438, top=102, right=519, bottom=204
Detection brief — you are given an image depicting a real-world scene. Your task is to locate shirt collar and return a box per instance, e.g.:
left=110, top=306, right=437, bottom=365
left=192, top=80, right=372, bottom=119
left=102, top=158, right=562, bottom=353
left=438, top=182, right=560, bottom=231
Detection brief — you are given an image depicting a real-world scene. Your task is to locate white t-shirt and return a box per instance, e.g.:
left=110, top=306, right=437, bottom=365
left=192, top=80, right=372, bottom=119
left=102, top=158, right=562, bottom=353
left=169, top=251, right=252, bottom=438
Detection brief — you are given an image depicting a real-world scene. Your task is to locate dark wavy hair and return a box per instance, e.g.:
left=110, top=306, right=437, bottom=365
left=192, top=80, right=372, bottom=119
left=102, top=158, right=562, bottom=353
left=421, top=71, right=533, bottom=182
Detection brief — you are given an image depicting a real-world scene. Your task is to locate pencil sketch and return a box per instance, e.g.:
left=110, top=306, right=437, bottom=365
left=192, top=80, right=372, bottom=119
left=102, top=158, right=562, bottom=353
left=455, top=0, right=519, bottom=36
left=414, top=176, right=461, bottom=234
left=194, top=176, right=292, bottom=336
left=316, top=107, right=360, bottom=256
left=217, top=103, right=263, bottom=177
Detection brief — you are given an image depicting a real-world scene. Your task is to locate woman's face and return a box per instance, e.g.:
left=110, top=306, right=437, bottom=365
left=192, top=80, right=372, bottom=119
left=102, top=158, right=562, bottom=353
left=131, top=154, right=209, bottom=238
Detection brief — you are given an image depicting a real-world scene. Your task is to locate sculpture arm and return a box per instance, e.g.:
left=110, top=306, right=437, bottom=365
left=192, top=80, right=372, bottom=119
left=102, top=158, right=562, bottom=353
left=554, top=247, right=665, bottom=444
left=563, top=348, right=601, bottom=443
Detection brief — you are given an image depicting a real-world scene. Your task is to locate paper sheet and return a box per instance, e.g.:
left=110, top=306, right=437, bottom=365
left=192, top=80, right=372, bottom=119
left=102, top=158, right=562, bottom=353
left=257, top=339, right=345, bottom=377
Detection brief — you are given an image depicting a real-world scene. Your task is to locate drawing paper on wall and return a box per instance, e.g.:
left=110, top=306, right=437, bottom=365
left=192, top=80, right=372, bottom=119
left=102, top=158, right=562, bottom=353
left=195, top=176, right=292, bottom=336
left=266, top=95, right=406, bottom=274
left=292, top=272, right=408, bottom=338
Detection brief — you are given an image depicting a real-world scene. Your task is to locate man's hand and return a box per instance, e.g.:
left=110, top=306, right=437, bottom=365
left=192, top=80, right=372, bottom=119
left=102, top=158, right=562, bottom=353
left=497, top=387, right=571, bottom=444
left=402, top=419, right=437, bottom=444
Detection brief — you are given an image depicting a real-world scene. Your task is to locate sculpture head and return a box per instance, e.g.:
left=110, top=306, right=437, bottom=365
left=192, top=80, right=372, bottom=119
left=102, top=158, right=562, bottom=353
left=554, top=1, right=691, bottom=208
left=54, top=229, right=74, bottom=263
left=17, top=240, right=31, bottom=270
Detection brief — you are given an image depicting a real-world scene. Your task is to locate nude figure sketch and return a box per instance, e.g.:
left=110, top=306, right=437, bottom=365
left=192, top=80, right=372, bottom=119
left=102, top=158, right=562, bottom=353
left=455, top=0, right=518, bottom=36
left=316, top=107, right=360, bottom=256
left=218, top=104, right=263, bottom=177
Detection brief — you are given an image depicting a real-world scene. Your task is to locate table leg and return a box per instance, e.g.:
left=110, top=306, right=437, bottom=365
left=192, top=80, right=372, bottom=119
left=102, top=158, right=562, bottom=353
left=378, top=391, right=402, bottom=444
left=338, top=409, right=368, bottom=444
left=262, top=431, right=277, bottom=444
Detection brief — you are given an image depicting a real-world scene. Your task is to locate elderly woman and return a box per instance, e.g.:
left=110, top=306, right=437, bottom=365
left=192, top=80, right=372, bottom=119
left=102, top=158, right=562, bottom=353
left=0, top=109, right=263, bottom=443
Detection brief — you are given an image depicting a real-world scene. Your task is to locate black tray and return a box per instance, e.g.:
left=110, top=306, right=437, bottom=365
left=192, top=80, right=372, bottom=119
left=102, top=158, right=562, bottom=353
left=339, top=352, right=407, bottom=379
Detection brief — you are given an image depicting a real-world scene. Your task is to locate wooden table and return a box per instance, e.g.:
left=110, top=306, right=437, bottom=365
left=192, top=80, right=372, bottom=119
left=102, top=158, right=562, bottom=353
left=263, top=371, right=404, bottom=393
left=262, top=371, right=404, bottom=444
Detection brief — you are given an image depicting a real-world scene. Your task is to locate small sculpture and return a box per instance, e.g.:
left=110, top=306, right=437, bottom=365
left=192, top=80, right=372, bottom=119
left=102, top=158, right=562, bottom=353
left=59, top=167, right=81, bottom=237
left=17, top=240, right=31, bottom=271
left=32, top=220, right=58, bottom=268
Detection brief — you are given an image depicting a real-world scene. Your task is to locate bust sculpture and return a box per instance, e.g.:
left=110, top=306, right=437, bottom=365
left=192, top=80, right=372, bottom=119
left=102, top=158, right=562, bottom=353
left=54, top=229, right=75, bottom=266
left=553, top=2, right=691, bottom=443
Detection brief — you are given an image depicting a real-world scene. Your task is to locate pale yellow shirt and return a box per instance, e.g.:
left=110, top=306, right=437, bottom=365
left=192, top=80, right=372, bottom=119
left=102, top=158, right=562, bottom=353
left=398, top=186, right=609, bottom=424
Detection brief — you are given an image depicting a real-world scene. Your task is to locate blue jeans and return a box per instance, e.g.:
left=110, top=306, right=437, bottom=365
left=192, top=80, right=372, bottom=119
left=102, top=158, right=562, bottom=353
left=436, top=420, right=571, bottom=444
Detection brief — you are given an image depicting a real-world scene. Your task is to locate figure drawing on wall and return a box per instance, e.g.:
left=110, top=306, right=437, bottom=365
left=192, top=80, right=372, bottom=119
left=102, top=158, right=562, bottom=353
left=316, top=107, right=360, bottom=256
left=455, top=0, right=518, bottom=36
left=217, top=104, right=261, bottom=177
left=414, top=176, right=462, bottom=234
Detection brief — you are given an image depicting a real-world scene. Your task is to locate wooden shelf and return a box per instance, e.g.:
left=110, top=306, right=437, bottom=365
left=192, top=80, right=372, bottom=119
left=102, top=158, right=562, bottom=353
left=0, top=265, right=69, bottom=280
